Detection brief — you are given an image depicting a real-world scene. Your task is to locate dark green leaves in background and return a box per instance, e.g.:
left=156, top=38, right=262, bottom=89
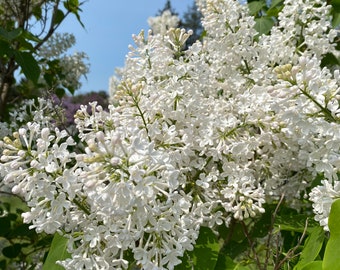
left=175, top=226, right=219, bottom=270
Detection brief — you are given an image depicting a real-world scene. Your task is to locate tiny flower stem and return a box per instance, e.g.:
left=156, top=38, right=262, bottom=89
left=299, top=86, right=337, bottom=122
left=131, top=95, right=152, bottom=142
left=73, top=197, right=91, bottom=216
left=243, top=59, right=251, bottom=74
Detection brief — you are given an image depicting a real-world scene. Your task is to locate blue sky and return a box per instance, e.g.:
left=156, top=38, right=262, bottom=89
left=57, top=0, right=194, bottom=94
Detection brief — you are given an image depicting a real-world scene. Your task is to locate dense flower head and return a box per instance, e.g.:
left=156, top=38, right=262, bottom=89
left=0, top=98, right=60, bottom=139
left=38, top=32, right=90, bottom=92
left=1, top=0, right=340, bottom=269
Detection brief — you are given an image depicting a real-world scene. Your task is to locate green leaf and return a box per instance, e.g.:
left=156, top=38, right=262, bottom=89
left=14, top=51, right=40, bottom=84
left=215, top=255, right=237, bottom=270
left=270, top=0, right=284, bottom=9
left=0, top=40, right=12, bottom=57
left=0, top=260, right=7, bottom=270
left=176, top=227, right=219, bottom=270
left=53, top=9, right=65, bottom=25
left=248, top=1, right=266, bottom=16
left=294, top=226, right=324, bottom=270
left=55, top=88, right=66, bottom=99
left=64, top=0, right=80, bottom=13
left=230, top=222, right=246, bottom=243
left=323, top=199, right=340, bottom=270
left=35, top=234, right=54, bottom=248
left=44, top=73, right=54, bottom=87
left=0, top=217, right=11, bottom=237
left=251, top=205, right=274, bottom=238
left=254, top=17, right=275, bottom=36
left=6, top=213, right=18, bottom=221
left=42, top=233, right=70, bottom=270
left=275, top=214, right=317, bottom=234
left=65, top=84, right=76, bottom=95
left=2, top=243, right=22, bottom=258
left=300, top=261, right=322, bottom=270
left=332, top=11, right=340, bottom=28
left=327, top=199, right=340, bottom=237
left=22, top=30, right=41, bottom=43
left=266, top=7, right=281, bottom=17
left=12, top=223, right=36, bottom=238
left=0, top=27, right=23, bottom=41
left=32, top=4, right=42, bottom=20
left=321, top=53, right=340, bottom=68
left=73, top=11, right=85, bottom=29
left=233, top=264, right=250, bottom=270
left=0, top=195, right=29, bottom=212
left=63, top=0, right=85, bottom=28
left=331, top=0, right=340, bottom=12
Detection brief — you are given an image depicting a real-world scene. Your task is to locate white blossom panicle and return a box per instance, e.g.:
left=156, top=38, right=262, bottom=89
left=309, top=180, right=340, bottom=231
left=38, top=32, right=90, bottom=91
left=39, top=33, right=77, bottom=58
left=147, top=10, right=180, bottom=36
left=1, top=0, right=340, bottom=269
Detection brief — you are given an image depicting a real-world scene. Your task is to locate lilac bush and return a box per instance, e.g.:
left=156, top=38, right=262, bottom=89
left=53, top=91, right=109, bottom=126
left=1, top=0, right=340, bottom=269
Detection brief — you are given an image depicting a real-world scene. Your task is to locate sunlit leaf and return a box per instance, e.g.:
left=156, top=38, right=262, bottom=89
left=254, top=17, right=275, bottom=35
left=63, top=0, right=85, bottom=28
left=295, top=226, right=324, bottom=270
left=270, top=0, right=284, bottom=9
left=266, top=7, right=281, bottom=17
left=64, top=0, right=79, bottom=13
left=42, top=233, right=70, bottom=270
left=300, top=261, right=322, bottom=270
left=332, top=11, right=340, bottom=28
left=248, top=1, right=266, bottom=16
left=323, top=199, right=340, bottom=270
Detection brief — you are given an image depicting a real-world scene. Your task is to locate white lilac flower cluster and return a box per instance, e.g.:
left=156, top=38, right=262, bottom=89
left=0, top=98, right=65, bottom=191
left=0, top=98, right=58, bottom=138
left=39, top=33, right=90, bottom=91
left=1, top=0, right=340, bottom=268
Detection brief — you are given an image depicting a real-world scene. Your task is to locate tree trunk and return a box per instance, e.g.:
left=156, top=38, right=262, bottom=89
left=0, top=60, right=16, bottom=122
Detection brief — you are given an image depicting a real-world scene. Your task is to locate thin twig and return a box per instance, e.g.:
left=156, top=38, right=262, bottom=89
left=241, top=220, right=264, bottom=270
left=274, top=233, right=283, bottom=267
left=274, top=219, right=309, bottom=270
left=264, top=193, right=285, bottom=268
